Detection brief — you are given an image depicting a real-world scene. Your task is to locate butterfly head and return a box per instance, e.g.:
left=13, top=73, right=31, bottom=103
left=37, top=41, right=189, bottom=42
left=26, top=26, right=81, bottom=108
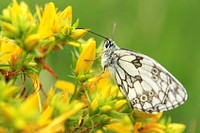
left=103, top=39, right=118, bottom=51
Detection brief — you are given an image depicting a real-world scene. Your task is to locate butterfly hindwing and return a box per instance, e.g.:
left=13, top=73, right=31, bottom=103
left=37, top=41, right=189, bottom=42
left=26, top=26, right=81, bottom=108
left=110, top=49, right=187, bottom=113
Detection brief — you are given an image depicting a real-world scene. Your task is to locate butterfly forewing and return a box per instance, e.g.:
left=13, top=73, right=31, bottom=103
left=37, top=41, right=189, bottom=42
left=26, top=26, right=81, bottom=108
left=102, top=40, right=187, bottom=113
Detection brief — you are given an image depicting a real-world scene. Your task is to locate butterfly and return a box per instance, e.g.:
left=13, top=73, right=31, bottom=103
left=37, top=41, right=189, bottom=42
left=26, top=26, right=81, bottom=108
left=101, top=39, right=188, bottom=113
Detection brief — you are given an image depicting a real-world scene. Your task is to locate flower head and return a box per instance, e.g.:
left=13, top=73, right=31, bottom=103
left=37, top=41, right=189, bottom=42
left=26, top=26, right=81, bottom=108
left=0, top=37, right=22, bottom=65
left=75, top=38, right=96, bottom=75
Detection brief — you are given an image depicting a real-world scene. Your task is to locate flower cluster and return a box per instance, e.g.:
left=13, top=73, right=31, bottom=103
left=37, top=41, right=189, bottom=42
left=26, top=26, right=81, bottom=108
left=0, top=0, right=186, bottom=133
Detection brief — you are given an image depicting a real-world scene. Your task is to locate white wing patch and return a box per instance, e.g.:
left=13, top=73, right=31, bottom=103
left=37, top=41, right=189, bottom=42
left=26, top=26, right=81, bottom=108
left=110, top=49, right=187, bottom=113
left=101, top=40, right=187, bottom=113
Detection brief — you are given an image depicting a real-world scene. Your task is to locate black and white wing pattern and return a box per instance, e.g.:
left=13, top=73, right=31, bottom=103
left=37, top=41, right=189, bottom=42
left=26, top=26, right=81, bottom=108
left=108, top=49, right=187, bottom=113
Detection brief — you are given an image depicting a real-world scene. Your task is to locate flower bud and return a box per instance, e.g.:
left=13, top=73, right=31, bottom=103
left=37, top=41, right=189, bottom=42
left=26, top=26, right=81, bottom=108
left=114, top=100, right=127, bottom=111
left=24, top=34, right=40, bottom=51
left=70, top=29, right=87, bottom=40
left=100, top=105, right=112, bottom=113
left=91, top=99, right=99, bottom=111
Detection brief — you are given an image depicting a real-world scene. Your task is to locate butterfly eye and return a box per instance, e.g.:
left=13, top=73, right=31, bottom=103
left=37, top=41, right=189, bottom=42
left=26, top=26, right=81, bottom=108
left=104, top=40, right=114, bottom=49
left=105, top=43, right=110, bottom=48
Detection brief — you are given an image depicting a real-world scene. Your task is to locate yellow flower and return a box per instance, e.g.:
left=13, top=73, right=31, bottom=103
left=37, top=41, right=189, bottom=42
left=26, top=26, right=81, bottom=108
left=91, top=99, right=99, bottom=111
left=38, top=107, right=53, bottom=126
left=133, top=112, right=165, bottom=133
left=75, top=38, right=96, bottom=75
left=114, top=100, right=127, bottom=111
left=38, top=2, right=73, bottom=40
left=37, top=2, right=56, bottom=40
left=38, top=101, right=84, bottom=133
left=0, top=37, right=22, bottom=65
left=105, top=116, right=133, bottom=133
left=54, top=80, right=75, bottom=94
left=133, top=110, right=162, bottom=121
left=84, top=71, right=121, bottom=98
left=19, top=94, right=39, bottom=117
left=70, top=29, right=87, bottom=40
left=24, top=34, right=40, bottom=51
left=43, top=87, right=54, bottom=110
left=100, top=105, right=112, bottom=113
left=2, top=0, right=34, bottom=38
left=28, top=73, right=42, bottom=111
left=0, top=102, right=17, bottom=123
left=166, top=123, right=185, bottom=133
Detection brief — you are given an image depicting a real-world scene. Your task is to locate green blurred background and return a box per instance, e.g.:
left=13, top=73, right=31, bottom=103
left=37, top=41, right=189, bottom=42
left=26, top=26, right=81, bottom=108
left=1, top=0, right=200, bottom=132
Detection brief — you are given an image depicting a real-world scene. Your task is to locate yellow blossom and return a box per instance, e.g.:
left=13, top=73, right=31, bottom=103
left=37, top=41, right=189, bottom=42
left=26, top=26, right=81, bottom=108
left=114, top=100, right=127, bottom=111
left=0, top=37, right=22, bottom=65
left=75, top=38, right=96, bottom=74
left=100, top=105, right=112, bottom=113
left=70, top=29, right=87, bottom=40
left=38, top=2, right=56, bottom=40
left=96, top=130, right=103, bottom=133
left=28, top=73, right=42, bottom=112
left=133, top=112, right=165, bottom=133
left=2, top=22, right=18, bottom=37
left=24, top=34, right=40, bottom=51
left=140, top=123, right=166, bottom=133
left=38, top=2, right=73, bottom=40
left=84, top=71, right=121, bottom=98
left=105, top=116, right=133, bottom=133
left=55, top=6, right=72, bottom=34
left=0, top=102, right=16, bottom=122
left=39, top=101, right=84, bottom=133
left=167, top=123, right=185, bottom=133
left=133, top=110, right=162, bottom=121
left=38, top=107, right=53, bottom=126
left=134, top=122, right=142, bottom=133
left=43, top=87, right=54, bottom=110
left=91, top=99, right=99, bottom=111
left=2, top=0, right=34, bottom=38
left=19, top=94, right=39, bottom=115
left=54, top=80, right=75, bottom=94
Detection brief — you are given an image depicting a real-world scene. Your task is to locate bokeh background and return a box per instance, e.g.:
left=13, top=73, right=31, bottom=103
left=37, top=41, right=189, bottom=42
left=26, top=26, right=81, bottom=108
left=1, top=0, right=200, bottom=132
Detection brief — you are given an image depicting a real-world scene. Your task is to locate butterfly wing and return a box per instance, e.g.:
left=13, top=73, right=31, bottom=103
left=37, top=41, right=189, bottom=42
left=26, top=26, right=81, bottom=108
left=108, top=49, right=187, bottom=113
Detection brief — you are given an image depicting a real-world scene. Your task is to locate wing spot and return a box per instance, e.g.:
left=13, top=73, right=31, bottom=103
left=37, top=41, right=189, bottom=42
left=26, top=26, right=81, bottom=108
left=148, top=91, right=154, bottom=96
left=152, top=67, right=159, bottom=75
left=131, top=56, right=143, bottom=68
left=131, top=98, right=139, bottom=105
left=152, top=75, right=158, bottom=81
left=134, top=75, right=142, bottom=83
left=140, top=94, right=148, bottom=102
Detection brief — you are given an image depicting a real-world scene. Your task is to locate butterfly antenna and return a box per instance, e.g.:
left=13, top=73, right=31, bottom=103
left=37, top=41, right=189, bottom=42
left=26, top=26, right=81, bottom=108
left=111, top=23, right=117, bottom=40
left=87, top=29, right=109, bottom=40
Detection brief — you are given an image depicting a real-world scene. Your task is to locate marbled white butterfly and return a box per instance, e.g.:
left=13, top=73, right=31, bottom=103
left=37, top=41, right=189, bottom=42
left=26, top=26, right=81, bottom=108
left=89, top=30, right=188, bottom=113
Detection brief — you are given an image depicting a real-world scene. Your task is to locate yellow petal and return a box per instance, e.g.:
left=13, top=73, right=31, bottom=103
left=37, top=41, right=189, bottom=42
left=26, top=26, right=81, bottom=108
left=0, top=102, right=16, bottom=122
left=24, top=34, right=40, bottom=51
left=91, top=99, right=99, bottom=111
left=54, top=80, right=75, bottom=94
left=106, top=122, right=131, bottom=133
left=20, top=94, right=38, bottom=113
left=43, top=87, right=54, bottom=109
left=0, top=37, right=22, bottom=65
left=114, top=100, right=127, bottom=111
left=100, top=105, right=112, bottom=113
left=38, top=2, right=56, bottom=39
left=133, top=110, right=162, bottom=121
left=2, top=22, right=18, bottom=37
left=54, top=6, right=72, bottom=33
left=75, top=39, right=96, bottom=74
left=167, top=123, right=185, bottom=133
left=106, top=116, right=133, bottom=133
left=39, top=101, right=84, bottom=132
left=38, top=107, right=53, bottom=126
left=134, top=122, right=142, bottom=133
